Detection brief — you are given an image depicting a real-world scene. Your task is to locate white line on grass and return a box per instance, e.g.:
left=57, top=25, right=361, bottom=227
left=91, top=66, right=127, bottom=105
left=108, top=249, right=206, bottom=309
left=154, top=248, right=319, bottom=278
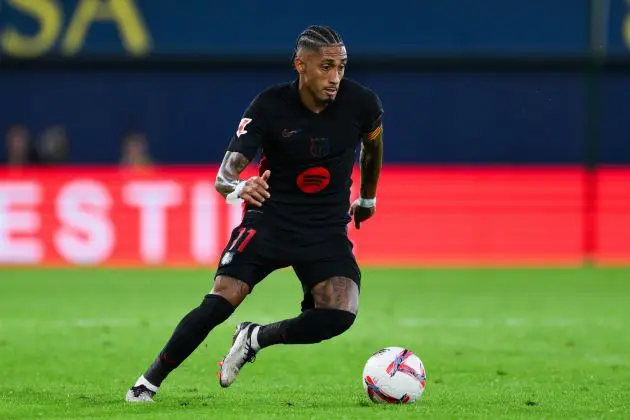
left=0, top=316, right=279, bottom=329
left=397, top=317, right=625, bottom=328
left=0, top=316, right=625, bottom=329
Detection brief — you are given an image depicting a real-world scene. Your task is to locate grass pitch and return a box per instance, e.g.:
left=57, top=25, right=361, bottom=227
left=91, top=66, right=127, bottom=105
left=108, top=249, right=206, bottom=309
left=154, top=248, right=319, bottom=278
left=1, top=267, right=629, bottom=419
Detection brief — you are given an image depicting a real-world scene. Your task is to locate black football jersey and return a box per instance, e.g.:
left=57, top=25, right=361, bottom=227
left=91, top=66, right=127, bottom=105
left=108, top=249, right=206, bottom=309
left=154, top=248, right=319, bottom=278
left=226, top=78, right=383, bottom=237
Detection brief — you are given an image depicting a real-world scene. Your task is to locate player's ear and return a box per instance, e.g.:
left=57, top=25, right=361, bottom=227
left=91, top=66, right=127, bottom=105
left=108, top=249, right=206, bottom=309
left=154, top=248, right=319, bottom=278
left=294, top=58, right=306, bottom=74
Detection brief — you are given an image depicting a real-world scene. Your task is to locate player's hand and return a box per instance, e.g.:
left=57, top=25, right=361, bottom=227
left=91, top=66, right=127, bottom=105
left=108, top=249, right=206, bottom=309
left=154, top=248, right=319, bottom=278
left=350, top=199, right=375, bottom=229
left=240, top=170, right=271, bottom=207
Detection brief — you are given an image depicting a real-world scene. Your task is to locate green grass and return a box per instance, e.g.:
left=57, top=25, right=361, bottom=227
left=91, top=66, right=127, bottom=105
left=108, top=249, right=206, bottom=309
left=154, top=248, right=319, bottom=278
left=1, top=267, right=629, bottom=419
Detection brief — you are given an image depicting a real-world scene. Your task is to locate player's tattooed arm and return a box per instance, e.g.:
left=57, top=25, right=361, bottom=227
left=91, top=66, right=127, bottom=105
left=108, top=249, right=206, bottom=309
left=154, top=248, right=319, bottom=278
left=359, top=124, right=383, bottom=199
left=351, top=124, right=382, bottom=229
left=215, top=151, right=271, bottom=206
left=215, top=151, right=251, bottom=197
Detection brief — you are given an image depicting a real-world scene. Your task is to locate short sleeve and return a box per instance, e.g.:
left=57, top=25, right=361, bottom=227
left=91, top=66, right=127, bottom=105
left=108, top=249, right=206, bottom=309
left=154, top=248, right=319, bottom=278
left=360, top=89, right=384, bottom=135
left=226, top=96, right=268, bottom=161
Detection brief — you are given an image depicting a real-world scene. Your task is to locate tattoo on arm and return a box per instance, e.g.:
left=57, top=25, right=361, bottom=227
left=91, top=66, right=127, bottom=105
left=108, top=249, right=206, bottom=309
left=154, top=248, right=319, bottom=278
left=215, top=151, right=251, bottom=197
left=360, top=125, right=383, bottom=199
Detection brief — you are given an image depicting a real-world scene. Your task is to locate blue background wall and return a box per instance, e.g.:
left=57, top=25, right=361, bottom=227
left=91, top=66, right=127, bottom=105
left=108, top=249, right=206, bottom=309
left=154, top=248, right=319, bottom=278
left=0, top=70, right=592, bottom=164
left=1, top=0, right=629, bottom=164
left=0, top=0, right=592, bottom=57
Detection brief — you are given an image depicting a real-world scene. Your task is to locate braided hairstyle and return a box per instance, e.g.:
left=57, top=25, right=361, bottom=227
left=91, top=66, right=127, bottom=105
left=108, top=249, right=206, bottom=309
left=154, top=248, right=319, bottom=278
left=292, top=25, right=344, bottom=64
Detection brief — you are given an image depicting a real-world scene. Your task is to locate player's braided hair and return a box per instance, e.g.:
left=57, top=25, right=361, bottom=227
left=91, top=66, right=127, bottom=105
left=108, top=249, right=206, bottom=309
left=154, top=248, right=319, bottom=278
left=292, top=25, right=344, bottom=63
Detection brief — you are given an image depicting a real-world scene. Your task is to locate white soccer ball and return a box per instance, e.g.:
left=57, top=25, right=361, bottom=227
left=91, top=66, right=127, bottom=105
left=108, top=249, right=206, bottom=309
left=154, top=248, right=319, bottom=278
left=362, top=346, right=427, bottom=404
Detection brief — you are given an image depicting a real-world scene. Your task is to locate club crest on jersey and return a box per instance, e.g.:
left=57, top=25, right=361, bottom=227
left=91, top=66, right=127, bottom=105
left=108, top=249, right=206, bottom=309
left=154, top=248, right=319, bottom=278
left=236, top=118, right=252, bottom=138
left=309, top=137, right=330, bottom=158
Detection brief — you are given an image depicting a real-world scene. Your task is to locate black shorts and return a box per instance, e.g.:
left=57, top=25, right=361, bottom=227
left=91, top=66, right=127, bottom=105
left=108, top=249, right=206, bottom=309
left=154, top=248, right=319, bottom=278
left=214, top=210, right=360, bottom=310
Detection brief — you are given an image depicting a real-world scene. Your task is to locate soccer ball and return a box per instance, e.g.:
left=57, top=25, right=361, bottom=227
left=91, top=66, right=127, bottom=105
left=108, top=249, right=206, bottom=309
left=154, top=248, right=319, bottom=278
left=362, top=346, right=427, bottom=404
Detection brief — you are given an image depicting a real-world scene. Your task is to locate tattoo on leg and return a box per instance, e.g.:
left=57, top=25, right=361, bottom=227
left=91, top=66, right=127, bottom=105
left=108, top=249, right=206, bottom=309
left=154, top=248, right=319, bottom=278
left=211, top=275, right=250, bottom=307
left=311, top=277, right=359, bottom=314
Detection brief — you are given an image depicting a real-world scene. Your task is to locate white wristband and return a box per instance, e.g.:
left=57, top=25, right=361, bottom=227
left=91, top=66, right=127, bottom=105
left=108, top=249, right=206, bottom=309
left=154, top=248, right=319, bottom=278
left=226, top=181, right=247, bottom=205
left=357, top=197, right=376, bottom=208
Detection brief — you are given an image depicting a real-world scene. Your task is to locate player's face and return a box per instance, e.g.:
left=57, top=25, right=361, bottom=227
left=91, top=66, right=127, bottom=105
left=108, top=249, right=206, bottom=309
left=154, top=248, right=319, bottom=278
left=304, top=45, right=347, bottom=104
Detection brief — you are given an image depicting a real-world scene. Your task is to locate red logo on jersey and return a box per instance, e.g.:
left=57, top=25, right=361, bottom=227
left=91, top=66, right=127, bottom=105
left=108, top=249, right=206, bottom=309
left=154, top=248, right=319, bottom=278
left=236, top=118, right=252, bottom=138
left=296, top=167, right=331, bottom=193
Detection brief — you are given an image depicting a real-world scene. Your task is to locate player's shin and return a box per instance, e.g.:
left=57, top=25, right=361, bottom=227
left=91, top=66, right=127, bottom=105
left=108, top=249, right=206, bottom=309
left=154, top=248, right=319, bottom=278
left=142, top=294, right=235, bottom=387
left=252, top=308, right=356, bottom=349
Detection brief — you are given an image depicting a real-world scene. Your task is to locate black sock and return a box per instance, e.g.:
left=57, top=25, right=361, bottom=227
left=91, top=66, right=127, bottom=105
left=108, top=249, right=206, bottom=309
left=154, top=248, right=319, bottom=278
left=256, top=308, right=356, bottom=348
left=143, top=294, right=234, bottom=387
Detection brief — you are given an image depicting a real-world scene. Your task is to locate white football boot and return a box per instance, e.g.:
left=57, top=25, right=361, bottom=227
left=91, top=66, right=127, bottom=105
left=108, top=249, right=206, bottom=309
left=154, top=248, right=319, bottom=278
left=125, top=385, right=156, bottom=403
left=218, top=322, right=260, bottom=387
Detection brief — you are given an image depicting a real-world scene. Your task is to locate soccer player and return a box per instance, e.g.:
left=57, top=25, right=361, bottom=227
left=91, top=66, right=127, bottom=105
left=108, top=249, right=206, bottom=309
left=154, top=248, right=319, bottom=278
left=125, top=25, right=384, bottom=402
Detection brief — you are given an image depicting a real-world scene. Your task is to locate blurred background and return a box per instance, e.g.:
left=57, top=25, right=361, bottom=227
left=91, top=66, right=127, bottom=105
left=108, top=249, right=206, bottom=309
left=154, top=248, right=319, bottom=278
left=0, top=0, right=629, bottom=267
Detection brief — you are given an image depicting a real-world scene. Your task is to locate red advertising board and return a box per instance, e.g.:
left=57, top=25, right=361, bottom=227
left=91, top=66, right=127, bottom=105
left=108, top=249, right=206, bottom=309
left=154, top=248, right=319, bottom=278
left=0, top=166, right=628, bottom=267
left=596, top=168, right=630, bottom=264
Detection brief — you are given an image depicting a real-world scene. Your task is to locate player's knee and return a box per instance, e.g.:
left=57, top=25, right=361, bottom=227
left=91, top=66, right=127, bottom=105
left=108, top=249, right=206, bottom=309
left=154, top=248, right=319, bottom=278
left=196, top=293, right=236, bottom=326
left=312, top=276, right=360, bottom=314
left=316, top=308, right=356, bottom=341
left=211, top=275, right=251, bottom=307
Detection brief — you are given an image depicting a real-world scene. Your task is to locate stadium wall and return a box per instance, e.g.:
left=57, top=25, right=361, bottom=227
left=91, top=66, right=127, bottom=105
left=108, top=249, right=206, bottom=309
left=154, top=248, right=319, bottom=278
left=0, top=166, right=628, bottom=268
left=1, top=0, right=630, bottom=165
left=0, top=0, right=595, bottom=57
left=2, top=0, right=630, bottom=267
left=2, top=69, right=630, bottom=165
